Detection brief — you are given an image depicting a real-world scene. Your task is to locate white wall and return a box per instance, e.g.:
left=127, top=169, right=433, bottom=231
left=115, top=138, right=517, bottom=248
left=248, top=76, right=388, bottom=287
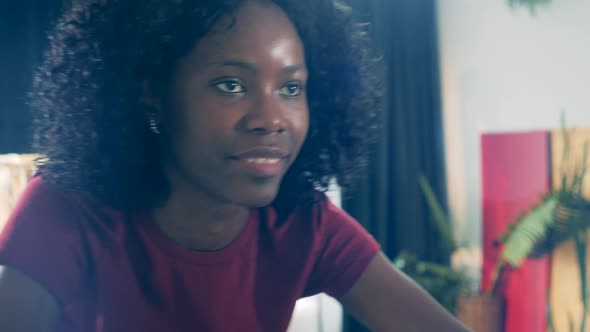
left=437, top=0, right=590, bottom=250
left=288, top=294, right=343, bottom=332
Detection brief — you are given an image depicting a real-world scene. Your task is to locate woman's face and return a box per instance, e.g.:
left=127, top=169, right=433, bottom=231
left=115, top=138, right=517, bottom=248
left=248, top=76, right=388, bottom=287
left=162, top=1, right=309, bottom=208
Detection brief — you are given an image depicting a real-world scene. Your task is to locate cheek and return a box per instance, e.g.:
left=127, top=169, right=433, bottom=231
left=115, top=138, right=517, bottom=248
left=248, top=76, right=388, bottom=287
left=171, top=89, right=226, bottom=140
left=166, top=103, right=217, bottom=161
left=290, top=106, right=310, bottom=147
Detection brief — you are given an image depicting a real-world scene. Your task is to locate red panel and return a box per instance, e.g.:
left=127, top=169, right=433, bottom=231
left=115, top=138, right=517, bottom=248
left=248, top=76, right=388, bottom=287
left=481, top=131, right=551, bottom=332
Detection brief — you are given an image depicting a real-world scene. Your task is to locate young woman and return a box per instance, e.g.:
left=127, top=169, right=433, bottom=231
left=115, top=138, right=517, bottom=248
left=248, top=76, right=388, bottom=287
left=0, top=0, right=471, bottom=331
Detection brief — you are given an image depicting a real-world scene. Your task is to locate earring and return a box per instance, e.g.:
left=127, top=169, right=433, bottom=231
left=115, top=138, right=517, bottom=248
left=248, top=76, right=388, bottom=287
left=149, top=116, right=161, bottom=135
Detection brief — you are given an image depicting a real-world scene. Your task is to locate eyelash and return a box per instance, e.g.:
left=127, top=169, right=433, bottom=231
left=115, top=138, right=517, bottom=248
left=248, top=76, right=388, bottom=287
left=279, top=81, right=303, bottom=98
left=211, top=79, right=304, bottom=98
left=212, top=79, right=247, bottom=94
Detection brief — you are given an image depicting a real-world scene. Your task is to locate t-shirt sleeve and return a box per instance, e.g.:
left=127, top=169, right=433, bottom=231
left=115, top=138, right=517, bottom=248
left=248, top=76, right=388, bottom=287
left=0, top=176, right=89, bottom=308
left=304, top=197, right=381, bottom=299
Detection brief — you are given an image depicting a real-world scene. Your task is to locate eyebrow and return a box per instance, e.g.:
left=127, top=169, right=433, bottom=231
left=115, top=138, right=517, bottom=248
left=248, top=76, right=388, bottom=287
left=215, top=60, right=307, bottom=74
left=282, top=64, right=307, bottom=74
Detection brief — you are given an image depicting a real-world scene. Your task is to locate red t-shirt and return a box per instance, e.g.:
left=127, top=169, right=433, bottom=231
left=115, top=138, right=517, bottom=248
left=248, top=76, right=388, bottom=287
left=0, top=176, right=380, bottom=332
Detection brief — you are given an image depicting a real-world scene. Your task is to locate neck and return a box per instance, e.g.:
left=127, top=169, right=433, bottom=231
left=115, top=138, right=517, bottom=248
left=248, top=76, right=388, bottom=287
left=152, top=168, right=250, bottom=251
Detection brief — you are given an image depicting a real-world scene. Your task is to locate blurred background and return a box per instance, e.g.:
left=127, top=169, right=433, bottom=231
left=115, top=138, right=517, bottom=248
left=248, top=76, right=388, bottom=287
left=2, top=0, right=590, bottom=331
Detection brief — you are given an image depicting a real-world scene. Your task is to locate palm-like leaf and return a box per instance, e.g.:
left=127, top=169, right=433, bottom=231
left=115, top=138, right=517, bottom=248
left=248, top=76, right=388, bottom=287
left=418, top=175, right=456, bottom=255
left=500, top=195, right=558, bottom=267
left=491, top=116, right=590, bottom=296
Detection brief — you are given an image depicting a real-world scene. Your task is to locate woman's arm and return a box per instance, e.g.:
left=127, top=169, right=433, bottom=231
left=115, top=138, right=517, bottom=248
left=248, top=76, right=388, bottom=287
left=0, top=266, right=60, bottom=332
left=340, top=252, right=472, bottom=332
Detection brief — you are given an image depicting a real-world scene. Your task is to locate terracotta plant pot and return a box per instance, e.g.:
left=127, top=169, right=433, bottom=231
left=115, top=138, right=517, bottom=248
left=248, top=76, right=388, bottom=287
left=456, top=294, right=504, bottom=332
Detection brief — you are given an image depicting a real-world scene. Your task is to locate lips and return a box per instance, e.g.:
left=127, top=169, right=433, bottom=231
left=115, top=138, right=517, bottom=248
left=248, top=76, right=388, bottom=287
left=242, top=157, right=283, bottom=164
left=229, top=147, right=290, bottom=178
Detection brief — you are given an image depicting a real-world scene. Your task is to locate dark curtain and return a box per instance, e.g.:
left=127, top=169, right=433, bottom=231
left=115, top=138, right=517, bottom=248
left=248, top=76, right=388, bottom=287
left=0, top=0, right=61, bottom=153
left=342, top=0, right=449, bottom=330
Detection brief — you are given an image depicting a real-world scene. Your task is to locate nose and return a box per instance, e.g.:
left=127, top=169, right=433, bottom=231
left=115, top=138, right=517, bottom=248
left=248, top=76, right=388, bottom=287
left=244, top=91, right=287, bottom=135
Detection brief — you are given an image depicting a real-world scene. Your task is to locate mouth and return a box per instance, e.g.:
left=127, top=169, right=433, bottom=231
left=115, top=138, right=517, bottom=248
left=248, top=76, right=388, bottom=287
left=242, top=157, right=284, bottom=164
left=229, top=148, right=290, bottom=178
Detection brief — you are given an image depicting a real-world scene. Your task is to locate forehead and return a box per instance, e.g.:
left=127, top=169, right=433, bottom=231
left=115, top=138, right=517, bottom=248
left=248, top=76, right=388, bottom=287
left=184, top=2, right=305, bottom=69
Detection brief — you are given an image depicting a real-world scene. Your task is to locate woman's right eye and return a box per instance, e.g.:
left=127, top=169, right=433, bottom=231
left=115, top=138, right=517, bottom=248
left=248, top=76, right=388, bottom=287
left=213, top=80, right=246, bottom=94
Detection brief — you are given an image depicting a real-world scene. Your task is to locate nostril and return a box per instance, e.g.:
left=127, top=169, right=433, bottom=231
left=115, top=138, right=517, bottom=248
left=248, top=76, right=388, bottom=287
left=250, top=127, right=268, bottom=135
left=248, top=127, right=285, bottom=135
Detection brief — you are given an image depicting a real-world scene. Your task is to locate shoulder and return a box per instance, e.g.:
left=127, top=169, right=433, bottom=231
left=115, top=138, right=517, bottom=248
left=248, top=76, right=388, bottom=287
left=1, top=176, right=81, bottom=251
left=4, top=176, right=79, bottom=228
left=284, top=193, right=381, bottom=298
left=268, top=192, right=370, bottom=242
left=303, top=193, right=367, bottom=234
left=269, top=192, right=342, bottom=226
left=1, top=175, right=117, bottom=243
left=16, top=175, right=67, bottom=203
left=0, top=177, right=98, bottom=315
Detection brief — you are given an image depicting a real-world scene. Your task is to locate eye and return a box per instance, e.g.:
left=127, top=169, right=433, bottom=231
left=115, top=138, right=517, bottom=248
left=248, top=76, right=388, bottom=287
left=279, top=82, right=303, bottom=97
left=213, top=80, right=246, bottom=94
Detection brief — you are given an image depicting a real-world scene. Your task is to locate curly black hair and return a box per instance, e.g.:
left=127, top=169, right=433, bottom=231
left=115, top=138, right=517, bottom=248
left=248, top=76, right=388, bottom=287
left=31, top=0, right=382, bottom=212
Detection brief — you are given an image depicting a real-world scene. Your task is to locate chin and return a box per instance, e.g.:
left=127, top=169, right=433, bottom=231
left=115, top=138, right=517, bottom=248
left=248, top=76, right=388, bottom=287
left=237, top=186, right=279, bottom=208
left=243, top=194, right=277, bottom=208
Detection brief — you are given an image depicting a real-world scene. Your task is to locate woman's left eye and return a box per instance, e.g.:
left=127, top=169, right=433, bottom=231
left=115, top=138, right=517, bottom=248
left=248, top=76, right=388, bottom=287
left=213, top=80, right=246, bottom=94
left=279, top=83, right=302, bottom=97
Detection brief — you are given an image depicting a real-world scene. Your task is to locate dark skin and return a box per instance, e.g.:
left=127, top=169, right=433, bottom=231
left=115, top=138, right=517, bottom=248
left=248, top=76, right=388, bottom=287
left=0, top=2, right=472, bottom=331
left=151, top=1, right=309, bottom=251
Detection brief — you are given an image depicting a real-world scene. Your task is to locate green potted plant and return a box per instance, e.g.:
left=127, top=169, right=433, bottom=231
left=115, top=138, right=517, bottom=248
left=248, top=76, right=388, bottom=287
left=392, top=176, right=473, bottom=315
left=392, top=251, right=469, bottom=314
left=492, top=120, right=590, bottom=332
left=395, top=175, right=506, bottom=332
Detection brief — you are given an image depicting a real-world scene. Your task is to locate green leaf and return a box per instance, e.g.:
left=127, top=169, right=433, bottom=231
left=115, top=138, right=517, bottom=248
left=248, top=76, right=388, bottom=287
left=547, top=298, right=556, bottom=332
left=418, top=175, right=456, bottom=253
left=500, top=195, right=558, bottom=267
